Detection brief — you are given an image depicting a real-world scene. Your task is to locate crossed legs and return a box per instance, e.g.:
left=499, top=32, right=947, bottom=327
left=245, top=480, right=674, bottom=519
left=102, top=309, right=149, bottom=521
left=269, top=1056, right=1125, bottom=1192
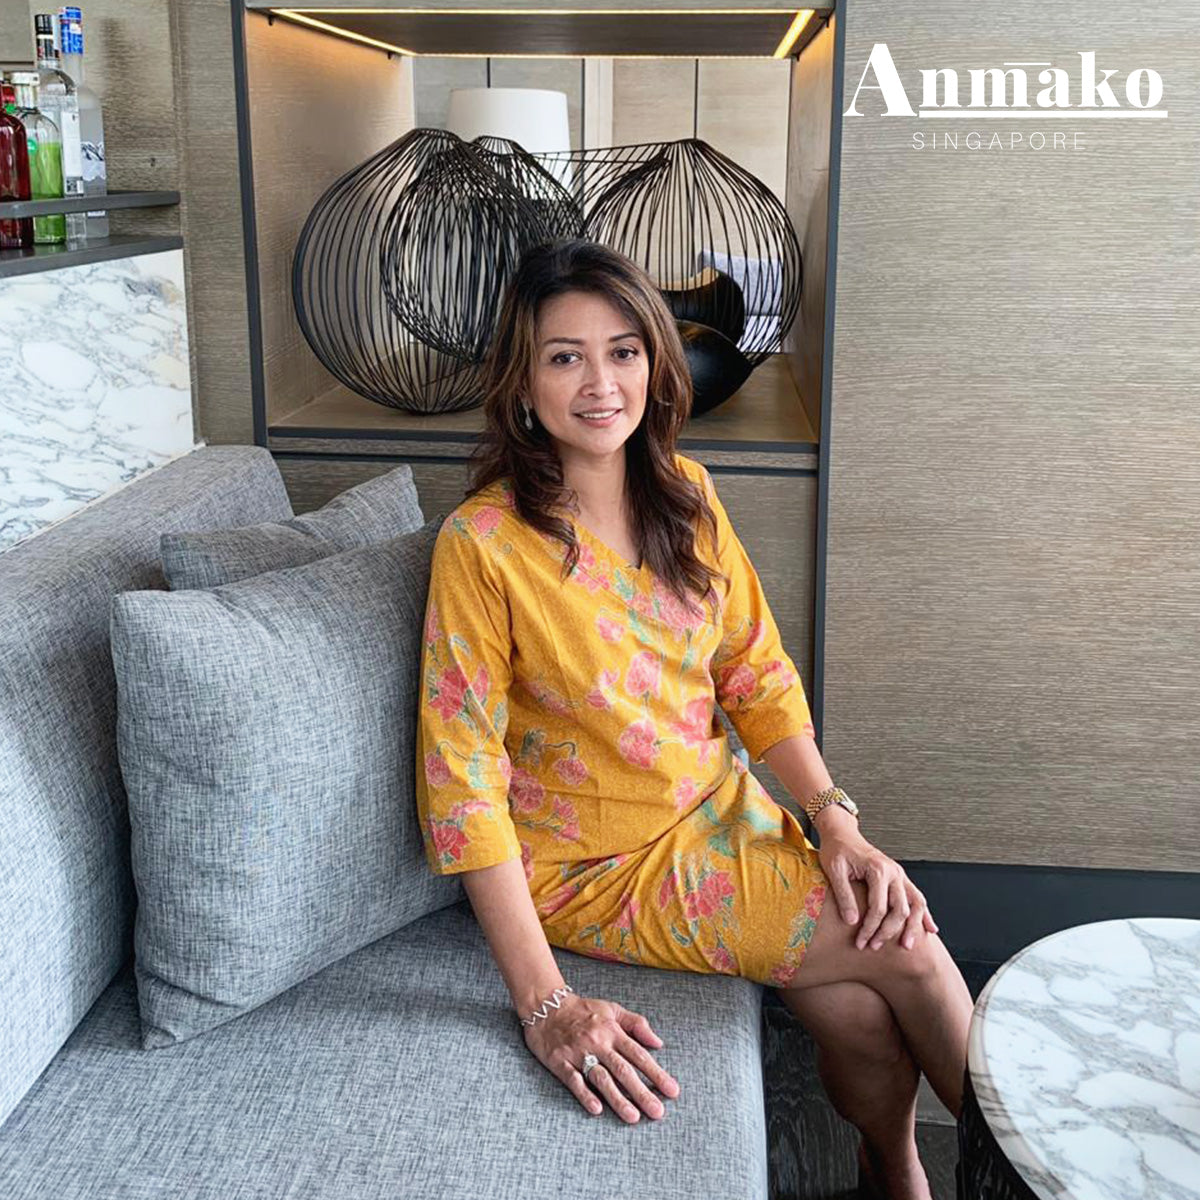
left=771, top=879, right=974, bottom=1200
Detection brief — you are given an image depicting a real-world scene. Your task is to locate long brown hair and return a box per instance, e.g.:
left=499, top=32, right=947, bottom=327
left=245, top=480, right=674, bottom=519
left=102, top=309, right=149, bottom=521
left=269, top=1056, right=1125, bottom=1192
left=466, top=237, right=723, bottom=613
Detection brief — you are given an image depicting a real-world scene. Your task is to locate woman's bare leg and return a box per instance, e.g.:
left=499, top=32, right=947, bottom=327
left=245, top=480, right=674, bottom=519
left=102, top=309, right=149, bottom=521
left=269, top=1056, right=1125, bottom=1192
left=785, top=878, right=975, bottom=1118
left=776, top=980, right=931, bottom=1200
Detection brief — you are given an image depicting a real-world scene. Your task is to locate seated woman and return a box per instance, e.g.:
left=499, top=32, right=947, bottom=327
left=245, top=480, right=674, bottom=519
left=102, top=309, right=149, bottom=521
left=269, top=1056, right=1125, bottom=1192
left=415, top=237, right=973, bottom=1200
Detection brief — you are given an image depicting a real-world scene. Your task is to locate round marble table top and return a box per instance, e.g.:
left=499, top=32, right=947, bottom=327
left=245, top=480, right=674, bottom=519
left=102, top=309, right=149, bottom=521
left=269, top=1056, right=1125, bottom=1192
left=967, top=917, right=1200, bottom=1200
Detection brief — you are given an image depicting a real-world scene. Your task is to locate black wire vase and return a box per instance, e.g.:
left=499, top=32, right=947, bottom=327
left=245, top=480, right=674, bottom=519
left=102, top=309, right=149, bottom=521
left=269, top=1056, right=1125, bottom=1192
left=293, top=128, right=580, bottom=414
left=293, top=132, right=800, bottom=416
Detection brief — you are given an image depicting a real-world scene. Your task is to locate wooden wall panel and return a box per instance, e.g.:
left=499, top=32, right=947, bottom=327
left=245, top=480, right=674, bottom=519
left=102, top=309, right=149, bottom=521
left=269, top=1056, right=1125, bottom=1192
left=696, top=59, right=790, bottom=201
left=611, top=59, right=694, bottom=145
left=785, top=17, right=834, bottom=433
left=277, top=455, right=473, bottom=520
left=413, top=57, right=486, bottom=129
left=170, top=0, right=253, bottom=446
left=0, top=1, right=30, bottom=68
left=245, top=14, right=414, bottom=426
left=824, top=0, right=1200, bottom=871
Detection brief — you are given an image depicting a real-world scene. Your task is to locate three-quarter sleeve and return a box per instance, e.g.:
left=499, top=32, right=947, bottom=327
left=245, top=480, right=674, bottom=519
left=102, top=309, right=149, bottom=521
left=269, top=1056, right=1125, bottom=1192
left=698, top=464, right=816, bottom=762
left=416, top=514, right=522, bottom=875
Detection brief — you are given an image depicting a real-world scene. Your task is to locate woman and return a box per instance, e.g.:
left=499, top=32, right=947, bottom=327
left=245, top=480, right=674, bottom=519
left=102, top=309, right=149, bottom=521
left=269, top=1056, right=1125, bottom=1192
left=415, top=238, right=973, bottom=1200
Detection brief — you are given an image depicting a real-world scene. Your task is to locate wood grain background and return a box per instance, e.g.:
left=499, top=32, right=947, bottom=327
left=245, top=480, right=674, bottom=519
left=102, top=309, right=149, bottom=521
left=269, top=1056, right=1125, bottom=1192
left=823, top=0, right=1200, bottom=871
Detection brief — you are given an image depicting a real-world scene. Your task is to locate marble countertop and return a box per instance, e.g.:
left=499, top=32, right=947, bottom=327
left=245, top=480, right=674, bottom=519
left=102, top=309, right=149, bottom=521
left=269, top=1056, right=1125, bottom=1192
left=968, top=917, right=1200, bottom=1200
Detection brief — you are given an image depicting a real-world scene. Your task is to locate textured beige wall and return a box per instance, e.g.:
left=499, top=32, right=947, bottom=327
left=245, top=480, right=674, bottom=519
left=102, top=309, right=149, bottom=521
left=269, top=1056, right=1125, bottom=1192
left=785, top=17, right=835, bottom=431
left=1, top=0, right=29, bottom=66
left=823, top=1, right=1200, bottom=871
left=697, top=59, right=789, bottom=200
left=245, top=14, right=414, bottom=425
left=170, top=0, right=252, bottom=445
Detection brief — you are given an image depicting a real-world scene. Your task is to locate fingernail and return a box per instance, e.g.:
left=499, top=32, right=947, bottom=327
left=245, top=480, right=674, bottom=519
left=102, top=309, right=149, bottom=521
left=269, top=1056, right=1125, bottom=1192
left=871, top=940, right=882, bottom=950
left=846, top=911, right=857, bottom=923
left=904, top=935, right=913, bottom=949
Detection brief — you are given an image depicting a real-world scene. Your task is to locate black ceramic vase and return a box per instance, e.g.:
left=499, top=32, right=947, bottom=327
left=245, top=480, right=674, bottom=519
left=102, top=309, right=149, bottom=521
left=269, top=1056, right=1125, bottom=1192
left=676, top=320, right=754, bottom=416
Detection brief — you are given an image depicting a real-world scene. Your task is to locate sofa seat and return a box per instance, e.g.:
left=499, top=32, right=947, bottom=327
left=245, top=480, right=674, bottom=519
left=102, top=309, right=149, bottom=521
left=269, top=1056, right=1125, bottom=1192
left=0, top=898, right=770, bottom=1200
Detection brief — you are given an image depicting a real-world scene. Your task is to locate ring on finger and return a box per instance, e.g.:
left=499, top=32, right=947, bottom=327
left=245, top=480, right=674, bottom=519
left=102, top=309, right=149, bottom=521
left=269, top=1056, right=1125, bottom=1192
left=581, top=1052, right=600, bottom=1079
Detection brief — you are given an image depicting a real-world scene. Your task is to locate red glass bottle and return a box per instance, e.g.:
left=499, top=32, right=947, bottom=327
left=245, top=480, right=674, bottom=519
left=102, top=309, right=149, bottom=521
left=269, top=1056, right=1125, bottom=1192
left=0, top=95, right=33, bottom=250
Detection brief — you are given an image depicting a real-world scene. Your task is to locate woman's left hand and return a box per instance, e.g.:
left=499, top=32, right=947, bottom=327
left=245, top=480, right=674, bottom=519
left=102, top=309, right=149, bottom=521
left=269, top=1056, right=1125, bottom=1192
left=816, top=822, right=939, bottom=952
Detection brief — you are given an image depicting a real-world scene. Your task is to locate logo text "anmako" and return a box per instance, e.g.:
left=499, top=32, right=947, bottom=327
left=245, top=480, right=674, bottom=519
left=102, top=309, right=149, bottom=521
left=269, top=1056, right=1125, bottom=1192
left=846, top=44, right=1166, bottom=118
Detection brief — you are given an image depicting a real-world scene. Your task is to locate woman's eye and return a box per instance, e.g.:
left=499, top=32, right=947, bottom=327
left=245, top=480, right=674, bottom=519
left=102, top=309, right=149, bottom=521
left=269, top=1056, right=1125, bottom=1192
left=549, top=347, right=638, bottom=365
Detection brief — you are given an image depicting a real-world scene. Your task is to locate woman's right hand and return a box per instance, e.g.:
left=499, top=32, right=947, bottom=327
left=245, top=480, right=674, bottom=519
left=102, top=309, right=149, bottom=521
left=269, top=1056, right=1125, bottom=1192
left=522, top=992, right=681, bottom=1123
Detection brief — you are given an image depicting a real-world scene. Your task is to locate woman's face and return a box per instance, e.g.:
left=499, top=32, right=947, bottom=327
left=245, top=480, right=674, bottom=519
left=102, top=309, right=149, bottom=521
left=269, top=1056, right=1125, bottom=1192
left=525, top=290, right=649, bottom=471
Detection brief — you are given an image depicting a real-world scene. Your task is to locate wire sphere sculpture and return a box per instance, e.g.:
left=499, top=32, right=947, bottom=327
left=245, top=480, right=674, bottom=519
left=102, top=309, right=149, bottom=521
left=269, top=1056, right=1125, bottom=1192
left=293, top=131, right=800, bottom=415
left=293, top=128, right=580, bottom=414
left=535, top=138, right=802, bottom=369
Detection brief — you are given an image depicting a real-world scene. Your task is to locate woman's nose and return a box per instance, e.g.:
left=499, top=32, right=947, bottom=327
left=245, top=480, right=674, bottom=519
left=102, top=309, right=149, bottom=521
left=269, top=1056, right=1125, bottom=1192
left=582, top=358, right=618, bottom=394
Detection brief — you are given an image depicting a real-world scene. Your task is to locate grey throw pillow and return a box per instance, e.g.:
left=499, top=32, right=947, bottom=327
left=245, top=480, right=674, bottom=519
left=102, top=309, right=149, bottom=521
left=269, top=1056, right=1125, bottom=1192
left=112, top=516, right=461, bottom=1049
left=160, top=464, right=424, bottom=590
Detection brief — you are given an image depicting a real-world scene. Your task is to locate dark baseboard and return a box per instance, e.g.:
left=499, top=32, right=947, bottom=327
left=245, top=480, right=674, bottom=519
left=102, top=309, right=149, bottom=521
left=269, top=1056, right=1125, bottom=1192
left=901, top=859, right=1200, bottom=966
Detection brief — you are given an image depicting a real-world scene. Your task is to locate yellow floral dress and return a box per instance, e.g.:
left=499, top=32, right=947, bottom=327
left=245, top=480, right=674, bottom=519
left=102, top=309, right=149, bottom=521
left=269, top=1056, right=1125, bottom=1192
left=415, top=452, right=828, bottom=987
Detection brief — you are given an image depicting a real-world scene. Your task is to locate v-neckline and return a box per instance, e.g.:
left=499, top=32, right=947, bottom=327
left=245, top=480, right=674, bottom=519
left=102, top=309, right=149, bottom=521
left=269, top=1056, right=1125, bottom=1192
left=571, top=517, right=643, bottom=574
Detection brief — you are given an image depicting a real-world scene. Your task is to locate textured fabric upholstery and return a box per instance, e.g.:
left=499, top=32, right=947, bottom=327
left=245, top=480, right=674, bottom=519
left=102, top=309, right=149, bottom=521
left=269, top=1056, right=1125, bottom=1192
left=0, top=902, right=770, bottom=1200
left=161, top=464, right=425, bottom=590
left=0, top=445, right=293, bottom=1129
left=112, top=519, right=463, bottom=1048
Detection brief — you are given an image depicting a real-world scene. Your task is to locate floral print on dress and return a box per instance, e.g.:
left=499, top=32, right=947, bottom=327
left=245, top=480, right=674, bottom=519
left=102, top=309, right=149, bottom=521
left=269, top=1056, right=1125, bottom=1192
left=414, top=454, right=826, bottom=986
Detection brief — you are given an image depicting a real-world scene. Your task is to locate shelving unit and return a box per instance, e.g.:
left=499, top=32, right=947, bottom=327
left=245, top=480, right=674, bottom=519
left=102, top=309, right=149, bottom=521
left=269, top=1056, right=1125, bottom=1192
left=234, top=2, right=841, bottom=796
left=0, top=190, right=182, bottom=279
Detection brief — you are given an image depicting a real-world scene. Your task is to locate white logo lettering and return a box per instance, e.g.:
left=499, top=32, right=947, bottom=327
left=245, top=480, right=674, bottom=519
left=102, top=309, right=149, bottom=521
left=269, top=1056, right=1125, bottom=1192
left=845, top=43, right=915, bottom=116
left=845, top=44, right=1167, bottom=119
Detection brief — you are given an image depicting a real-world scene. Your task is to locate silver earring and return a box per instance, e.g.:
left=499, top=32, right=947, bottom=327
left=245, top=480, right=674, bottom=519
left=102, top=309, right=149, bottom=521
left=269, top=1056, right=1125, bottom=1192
left=523, top=403, right=533, bottom=431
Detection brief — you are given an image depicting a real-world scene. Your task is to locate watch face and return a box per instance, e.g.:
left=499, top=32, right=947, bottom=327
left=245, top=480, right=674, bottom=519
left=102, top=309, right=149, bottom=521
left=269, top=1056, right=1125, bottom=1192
left=838, top=796, right=859, bottom=816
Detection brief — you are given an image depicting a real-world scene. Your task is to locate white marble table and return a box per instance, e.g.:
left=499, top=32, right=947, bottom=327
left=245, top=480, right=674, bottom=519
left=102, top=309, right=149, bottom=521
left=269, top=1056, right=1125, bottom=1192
left=961, top=917, right=1200, bottom=1200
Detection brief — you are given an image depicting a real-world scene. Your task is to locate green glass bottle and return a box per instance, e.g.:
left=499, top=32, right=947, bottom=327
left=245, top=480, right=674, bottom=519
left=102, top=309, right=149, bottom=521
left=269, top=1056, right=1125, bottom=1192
left=9, top=71, right=64, bottom=244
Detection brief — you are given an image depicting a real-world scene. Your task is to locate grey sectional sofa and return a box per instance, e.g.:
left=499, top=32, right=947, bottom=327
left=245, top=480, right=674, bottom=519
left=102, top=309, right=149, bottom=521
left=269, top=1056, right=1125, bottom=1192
left=0, top=444, right=854, bottom=1199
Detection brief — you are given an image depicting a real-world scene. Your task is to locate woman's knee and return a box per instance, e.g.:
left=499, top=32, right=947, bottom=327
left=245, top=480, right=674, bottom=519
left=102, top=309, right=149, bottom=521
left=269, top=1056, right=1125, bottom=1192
left=780, top=980, right=906, bottom=1065
left=809, top=877, right=946, bottom=988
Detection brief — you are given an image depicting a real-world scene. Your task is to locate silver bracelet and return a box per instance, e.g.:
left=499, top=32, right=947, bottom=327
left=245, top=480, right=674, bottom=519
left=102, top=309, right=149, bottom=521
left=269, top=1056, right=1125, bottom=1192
left=519, top=982, right=574, bottom=1028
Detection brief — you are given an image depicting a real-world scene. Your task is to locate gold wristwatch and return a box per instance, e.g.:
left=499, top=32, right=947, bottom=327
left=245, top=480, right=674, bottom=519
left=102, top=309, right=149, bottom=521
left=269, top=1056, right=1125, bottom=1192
left=804, top=786, right=859, bottom=823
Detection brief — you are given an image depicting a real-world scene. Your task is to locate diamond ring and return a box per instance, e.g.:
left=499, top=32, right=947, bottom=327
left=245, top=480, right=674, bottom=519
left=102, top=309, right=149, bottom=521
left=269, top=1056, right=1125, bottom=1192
left=581, top=1053, right=600, bottom=1078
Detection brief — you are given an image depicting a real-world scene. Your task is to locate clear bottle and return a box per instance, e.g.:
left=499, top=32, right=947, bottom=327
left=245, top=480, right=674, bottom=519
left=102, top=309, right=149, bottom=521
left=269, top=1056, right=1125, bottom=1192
left=34, top=12, right=83, bottom=241
left=10, top=72, right=65, bottom=245
left=57, top=6, right=106, bottom=238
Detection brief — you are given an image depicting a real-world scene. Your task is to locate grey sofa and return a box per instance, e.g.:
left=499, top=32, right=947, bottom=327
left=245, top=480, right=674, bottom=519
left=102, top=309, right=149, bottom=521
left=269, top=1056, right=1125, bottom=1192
left=0, top=444, right=854, bottom=1199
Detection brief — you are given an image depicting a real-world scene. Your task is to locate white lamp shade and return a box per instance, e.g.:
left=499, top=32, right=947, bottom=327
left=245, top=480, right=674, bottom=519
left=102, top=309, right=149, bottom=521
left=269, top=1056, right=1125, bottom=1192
left=446, top=87, right=571, bottom=156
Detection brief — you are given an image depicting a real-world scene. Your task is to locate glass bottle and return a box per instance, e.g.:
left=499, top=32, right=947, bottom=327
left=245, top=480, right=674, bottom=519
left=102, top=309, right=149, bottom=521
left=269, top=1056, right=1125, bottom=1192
left=34, top=13, right=83, bottom=241
left=0, top=79, right=34, bottom=250
left=57, top=7, right=106, bottom=238
left=10, top=73, right=64, bottom=245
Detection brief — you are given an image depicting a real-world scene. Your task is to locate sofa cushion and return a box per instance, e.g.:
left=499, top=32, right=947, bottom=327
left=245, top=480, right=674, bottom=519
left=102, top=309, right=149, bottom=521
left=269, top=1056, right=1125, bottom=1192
left=0, top=902, right=770, bottom=1199
left=112, top=518, right=462, bottom=1048
left=161, top=463, right=424, bottom=590
left=0, top=445, right=293, bottom=1129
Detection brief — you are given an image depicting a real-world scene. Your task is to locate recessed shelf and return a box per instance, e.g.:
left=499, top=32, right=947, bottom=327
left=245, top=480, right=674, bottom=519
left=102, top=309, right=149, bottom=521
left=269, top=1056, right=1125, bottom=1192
left=0, top=234, right=184, bottom=280
left=0, top=190, right=181, bottom=219
left=268, top=353, right=818, bottom=451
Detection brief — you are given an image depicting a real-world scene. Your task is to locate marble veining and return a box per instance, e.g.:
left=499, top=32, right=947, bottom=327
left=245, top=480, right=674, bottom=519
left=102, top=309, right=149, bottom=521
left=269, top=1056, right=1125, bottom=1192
left=0, top=249, right=199, bottom=553
left=968, top=917, right=1200, bottom=1200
